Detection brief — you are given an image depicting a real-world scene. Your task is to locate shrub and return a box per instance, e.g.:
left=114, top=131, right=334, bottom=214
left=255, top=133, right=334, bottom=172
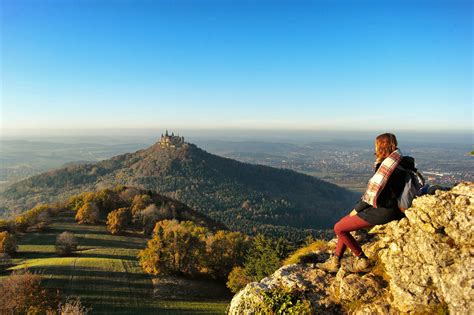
left=304, top=234, right=316, bottom=246
left=226, top=266, right=252, bottom=293
left=0, top=269, right=59, bottom=314
left=106, top=207, right=130, bottom=235
left=58, top=296, right=91, bottom=314
left=75, top=202, right=100, bottom=224
left=0, top=231, right=17, bottom=256
left=259, top=286, right=313, bottom=314
left=56, top=232, right=78, bottom=256
left=283, top=239, right=329, bottom=266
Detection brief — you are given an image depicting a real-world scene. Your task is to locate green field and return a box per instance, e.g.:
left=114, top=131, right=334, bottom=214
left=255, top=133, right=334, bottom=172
left=3, top=212, right=230, bottom=314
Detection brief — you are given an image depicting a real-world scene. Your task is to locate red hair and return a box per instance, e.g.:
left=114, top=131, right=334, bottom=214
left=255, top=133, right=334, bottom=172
left=375, top=133, right=398, bottom=163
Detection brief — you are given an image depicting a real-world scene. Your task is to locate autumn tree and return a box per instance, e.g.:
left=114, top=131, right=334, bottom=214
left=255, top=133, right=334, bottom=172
left=106, top=207, right=131, bottom=235
left=0, top=270, right=59, bottom=314
left=75, top=202, right=100, bottom=224
left=0, top=231, right=17, bottom=256
left=138, top=225, right=166, bottom=275
left=118, top=186, right=141, bottom=203
left=67, top=192, right=95, bottom=212
left=139, top=203, right=174, bottom=234
left=35, top=210, right=51, bottom=231
left=139, top=204, right=159, bottom=234
left=58, top=297, right=91, bottom=315
left=206, top=230, right=250, bottom=279
left=56, top=231, right=78, bottom=256
left=157, top=203, right=174, bottom=220
left=138, top=220, right=207, bottom=276
left=95, top=188, right=123, bottom=213
left=159, top=220, right=208, bottom=275
left=139, top=220, right=252, bottom=280
left=10, top=204, right=53, bottom=233
left=131, top=194, right=152, bottom=218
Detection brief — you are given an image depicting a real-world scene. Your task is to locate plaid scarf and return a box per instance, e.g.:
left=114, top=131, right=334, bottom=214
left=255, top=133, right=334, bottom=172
left=362, top=149, right=402, bottom=207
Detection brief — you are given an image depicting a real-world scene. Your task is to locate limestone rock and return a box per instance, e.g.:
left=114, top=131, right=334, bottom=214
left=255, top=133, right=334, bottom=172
left=228, top=182, right=473, bottom=314
left=375, top=182, right=473, bottom=314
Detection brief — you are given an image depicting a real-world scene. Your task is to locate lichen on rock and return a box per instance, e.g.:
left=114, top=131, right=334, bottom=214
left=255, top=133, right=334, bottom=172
left=228, top=182, right=473, bottom=314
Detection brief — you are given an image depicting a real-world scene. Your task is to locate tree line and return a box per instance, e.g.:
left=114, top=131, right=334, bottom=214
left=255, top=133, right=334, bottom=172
left=0, top=185, right=303, bottom=298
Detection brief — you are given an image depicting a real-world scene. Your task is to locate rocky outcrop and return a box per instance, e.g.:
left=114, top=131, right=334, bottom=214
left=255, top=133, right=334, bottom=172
left=229, top=182, right=473, bottom=314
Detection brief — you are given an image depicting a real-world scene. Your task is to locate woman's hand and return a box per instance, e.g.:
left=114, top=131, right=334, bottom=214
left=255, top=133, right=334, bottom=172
left=349, top=209, right=358, bottom=216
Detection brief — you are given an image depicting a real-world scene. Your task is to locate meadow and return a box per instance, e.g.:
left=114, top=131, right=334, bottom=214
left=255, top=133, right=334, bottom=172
left=3, top=211, right=231, bottom=314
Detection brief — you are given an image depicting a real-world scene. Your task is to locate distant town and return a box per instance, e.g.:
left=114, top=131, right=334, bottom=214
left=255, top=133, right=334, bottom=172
left=0, top=135, right=472, bottom=193
left=201, top=141, right=473, bottom=192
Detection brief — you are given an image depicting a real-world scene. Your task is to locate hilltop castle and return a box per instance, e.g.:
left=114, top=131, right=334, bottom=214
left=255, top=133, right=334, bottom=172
left=159, top=130, right=185, bottom=149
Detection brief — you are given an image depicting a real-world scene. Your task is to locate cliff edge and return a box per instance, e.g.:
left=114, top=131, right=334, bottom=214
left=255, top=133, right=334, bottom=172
left=229, top=182, right=473, bottom=314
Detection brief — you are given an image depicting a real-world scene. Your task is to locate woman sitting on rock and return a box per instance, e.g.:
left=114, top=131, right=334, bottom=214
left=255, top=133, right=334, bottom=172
left=318, top=133, right=417, bottom=273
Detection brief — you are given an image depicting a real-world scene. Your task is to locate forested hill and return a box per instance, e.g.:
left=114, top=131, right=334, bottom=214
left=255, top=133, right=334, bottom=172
left=0, top=136, right=357, bottom=241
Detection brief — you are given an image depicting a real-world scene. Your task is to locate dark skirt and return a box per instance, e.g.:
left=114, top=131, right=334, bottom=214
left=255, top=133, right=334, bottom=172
left=353, top=200, right=405, bottom=225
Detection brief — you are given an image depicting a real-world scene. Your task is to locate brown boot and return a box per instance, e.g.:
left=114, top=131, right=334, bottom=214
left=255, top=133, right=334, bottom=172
left=347, top=256, right=372, bottom=273
left=316, top=255, right=341, bottom=273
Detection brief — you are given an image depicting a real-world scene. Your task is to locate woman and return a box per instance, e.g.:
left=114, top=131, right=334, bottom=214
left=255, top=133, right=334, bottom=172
left=317, top=133, right=417, bottom=273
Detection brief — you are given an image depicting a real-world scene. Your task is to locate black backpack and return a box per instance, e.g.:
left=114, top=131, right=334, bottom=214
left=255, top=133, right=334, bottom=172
left=396, top=164, right=426, bottom=211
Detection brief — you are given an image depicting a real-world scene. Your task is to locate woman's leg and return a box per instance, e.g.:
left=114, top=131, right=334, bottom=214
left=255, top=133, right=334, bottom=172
left=334, top=214, right=373, bottom=258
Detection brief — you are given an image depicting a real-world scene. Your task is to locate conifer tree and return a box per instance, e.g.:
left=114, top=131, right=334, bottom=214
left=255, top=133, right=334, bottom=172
left=243, top=234, right=280, bottom=282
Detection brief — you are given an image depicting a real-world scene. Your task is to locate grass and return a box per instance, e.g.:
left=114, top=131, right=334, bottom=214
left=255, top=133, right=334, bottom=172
left=282, top=240, right=329, bottom=266
left=3, top=211, right=230, bottom=314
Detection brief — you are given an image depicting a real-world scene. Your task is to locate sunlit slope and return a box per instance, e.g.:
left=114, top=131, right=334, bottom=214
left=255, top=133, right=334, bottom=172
left=6, top=211, right=229, bottom=314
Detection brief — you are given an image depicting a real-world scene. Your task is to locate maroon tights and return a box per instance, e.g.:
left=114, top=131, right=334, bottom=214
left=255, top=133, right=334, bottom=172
left=334, top=214, right=373, bottom=258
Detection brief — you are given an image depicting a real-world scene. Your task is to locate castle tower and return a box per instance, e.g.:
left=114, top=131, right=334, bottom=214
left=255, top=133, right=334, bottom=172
left=159, top=130, right=185, bottom=149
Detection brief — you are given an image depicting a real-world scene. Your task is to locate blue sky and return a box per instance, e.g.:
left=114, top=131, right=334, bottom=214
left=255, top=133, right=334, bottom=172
left=1, top=0, right=472, bottom=133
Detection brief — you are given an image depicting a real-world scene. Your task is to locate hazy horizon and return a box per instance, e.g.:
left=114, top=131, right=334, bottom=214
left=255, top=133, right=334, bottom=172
left=1, top=127, right=472, bottom=145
